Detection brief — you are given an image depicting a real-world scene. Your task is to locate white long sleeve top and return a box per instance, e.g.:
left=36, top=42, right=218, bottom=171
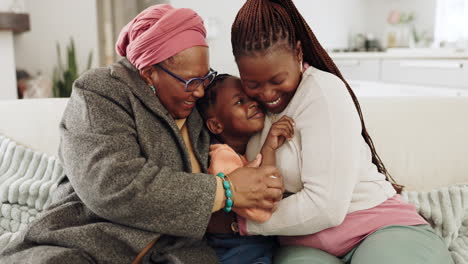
left=245, top=66, right=396, bottom=236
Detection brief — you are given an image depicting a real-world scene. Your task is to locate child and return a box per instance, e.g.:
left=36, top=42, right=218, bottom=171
left=228, top=0, right=453, bottom=264
left=197, top=74, right=294, bottom=264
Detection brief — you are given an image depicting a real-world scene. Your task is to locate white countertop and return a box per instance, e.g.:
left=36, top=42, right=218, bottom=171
left=350, top=81, right=468, bottom=97
left=329, top=48, right=468, bottom=59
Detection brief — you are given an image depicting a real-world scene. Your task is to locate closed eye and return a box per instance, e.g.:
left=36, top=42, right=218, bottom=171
left=271, top=78, right=286, bottom=85
left=244, top=82, right=259, bottom=90
left=271, top=72, right=288, bottom=85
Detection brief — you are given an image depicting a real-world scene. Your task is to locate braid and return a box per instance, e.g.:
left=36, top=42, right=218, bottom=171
left=197, top=74, right=232, bottom=121
left=231, top=0, right=295, bottom=56
left=232, top=0, right=403, bottom=193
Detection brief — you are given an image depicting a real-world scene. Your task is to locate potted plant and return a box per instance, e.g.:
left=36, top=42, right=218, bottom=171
left=52, top=38, right=93, bottom=97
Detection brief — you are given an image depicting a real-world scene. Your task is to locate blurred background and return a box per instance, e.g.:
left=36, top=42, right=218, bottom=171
left=1, top=0, right=467, bottom=100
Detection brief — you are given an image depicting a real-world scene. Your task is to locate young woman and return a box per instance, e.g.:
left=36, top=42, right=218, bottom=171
left=230, top=0, right=453, bottom=263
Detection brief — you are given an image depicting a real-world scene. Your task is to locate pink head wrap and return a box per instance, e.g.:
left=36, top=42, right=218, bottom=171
left=116, top=4, right=207, bottom=70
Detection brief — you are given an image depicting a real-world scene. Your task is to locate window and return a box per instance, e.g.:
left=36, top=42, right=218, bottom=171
left=434, top=0, right=468, bottom=45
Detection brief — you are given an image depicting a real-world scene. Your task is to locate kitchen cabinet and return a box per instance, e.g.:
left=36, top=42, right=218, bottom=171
left=334, top=59, right=380, bottom=82
left=331, top=51, right=468, bottom=90
left=381, top=59, right=467, bottom=88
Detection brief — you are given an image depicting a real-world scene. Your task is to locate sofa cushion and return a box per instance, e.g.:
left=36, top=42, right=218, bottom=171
left=0, top=98, right=68, bottom=157
left=360, top=97, right=468, bottom=191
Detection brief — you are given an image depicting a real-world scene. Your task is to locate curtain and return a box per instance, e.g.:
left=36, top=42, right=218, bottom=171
left=96, top=0, right=169, bottom=66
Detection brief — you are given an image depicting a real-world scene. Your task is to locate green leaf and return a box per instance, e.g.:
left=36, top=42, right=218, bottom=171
left=52, top=37, right=93, bottom=98
left=68, top=39, right=77, bottom=78
left=56, top=42, right=63, bottom=74
left=86, top=51, right=93, bottom=71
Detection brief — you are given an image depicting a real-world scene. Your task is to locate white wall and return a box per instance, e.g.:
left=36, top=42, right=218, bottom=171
left=295, top=0, right=366, bottom=50
left=170, top=0, right=367, bottom=75
left=13, top=0, right=100, bottom=80
left=169, top=0, right=244, bottom=75
left=0, top=31, right=17, bottom=100
left=363, top=0, right=437, bottom=45
left=9, top=0, right=439, bottom=81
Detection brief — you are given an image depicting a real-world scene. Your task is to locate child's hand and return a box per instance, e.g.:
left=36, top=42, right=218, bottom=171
left=263, top=116, right=295, bottom=151
left=234, top=207, right=272, bottom=223
left=234, top=201, right=280, bottom=223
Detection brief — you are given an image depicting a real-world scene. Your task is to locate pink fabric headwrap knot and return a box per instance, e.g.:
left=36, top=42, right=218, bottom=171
left=116, top=4, right=207, bottom=70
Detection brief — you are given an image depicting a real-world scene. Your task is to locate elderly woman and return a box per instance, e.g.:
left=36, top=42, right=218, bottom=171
left=0, top=5, right=283, bottom=264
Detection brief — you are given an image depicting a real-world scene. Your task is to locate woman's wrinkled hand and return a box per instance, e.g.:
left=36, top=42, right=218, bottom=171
left=228, top=165, right=284, bottom=210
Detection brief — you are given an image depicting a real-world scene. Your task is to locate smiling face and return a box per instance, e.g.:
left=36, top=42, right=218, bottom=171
left=209, top=77, right=265, bottom=138
left=236, top=44, right=303, bottom=114
left=140, top=46, right=210, bottom=119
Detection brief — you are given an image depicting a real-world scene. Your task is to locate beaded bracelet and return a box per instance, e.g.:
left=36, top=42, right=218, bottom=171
left=216, top=172, right=233, bottom=212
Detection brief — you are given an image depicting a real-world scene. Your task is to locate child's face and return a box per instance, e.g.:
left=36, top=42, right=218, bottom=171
left=236, top=46, right=302, bottom=114
left=212, top=78, right=265, bottom=136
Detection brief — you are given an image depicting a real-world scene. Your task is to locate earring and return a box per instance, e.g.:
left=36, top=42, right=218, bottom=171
left=149, top=85, right=156, bottom=94
left=300, top=61, right=303, bottom=73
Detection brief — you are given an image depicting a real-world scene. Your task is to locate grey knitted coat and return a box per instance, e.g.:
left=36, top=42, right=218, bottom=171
left=0, top=59, right=219, bottom=264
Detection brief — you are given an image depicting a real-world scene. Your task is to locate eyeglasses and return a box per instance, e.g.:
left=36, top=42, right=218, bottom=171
left=156, top=64, right=218, bottom=92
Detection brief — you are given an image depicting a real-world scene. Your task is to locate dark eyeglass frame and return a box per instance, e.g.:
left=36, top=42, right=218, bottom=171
left=155, top=64, right=218, bottom=92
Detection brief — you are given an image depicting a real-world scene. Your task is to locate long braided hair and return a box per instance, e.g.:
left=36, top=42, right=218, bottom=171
left=231, top=0, right=403, bottom=193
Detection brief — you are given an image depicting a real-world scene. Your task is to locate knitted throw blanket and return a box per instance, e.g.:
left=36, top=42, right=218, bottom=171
left=402, top=185, right=468, bottom=264
left=0, top=135, right=64, bottom=249
left=0, top=135, right=466, bottom=263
